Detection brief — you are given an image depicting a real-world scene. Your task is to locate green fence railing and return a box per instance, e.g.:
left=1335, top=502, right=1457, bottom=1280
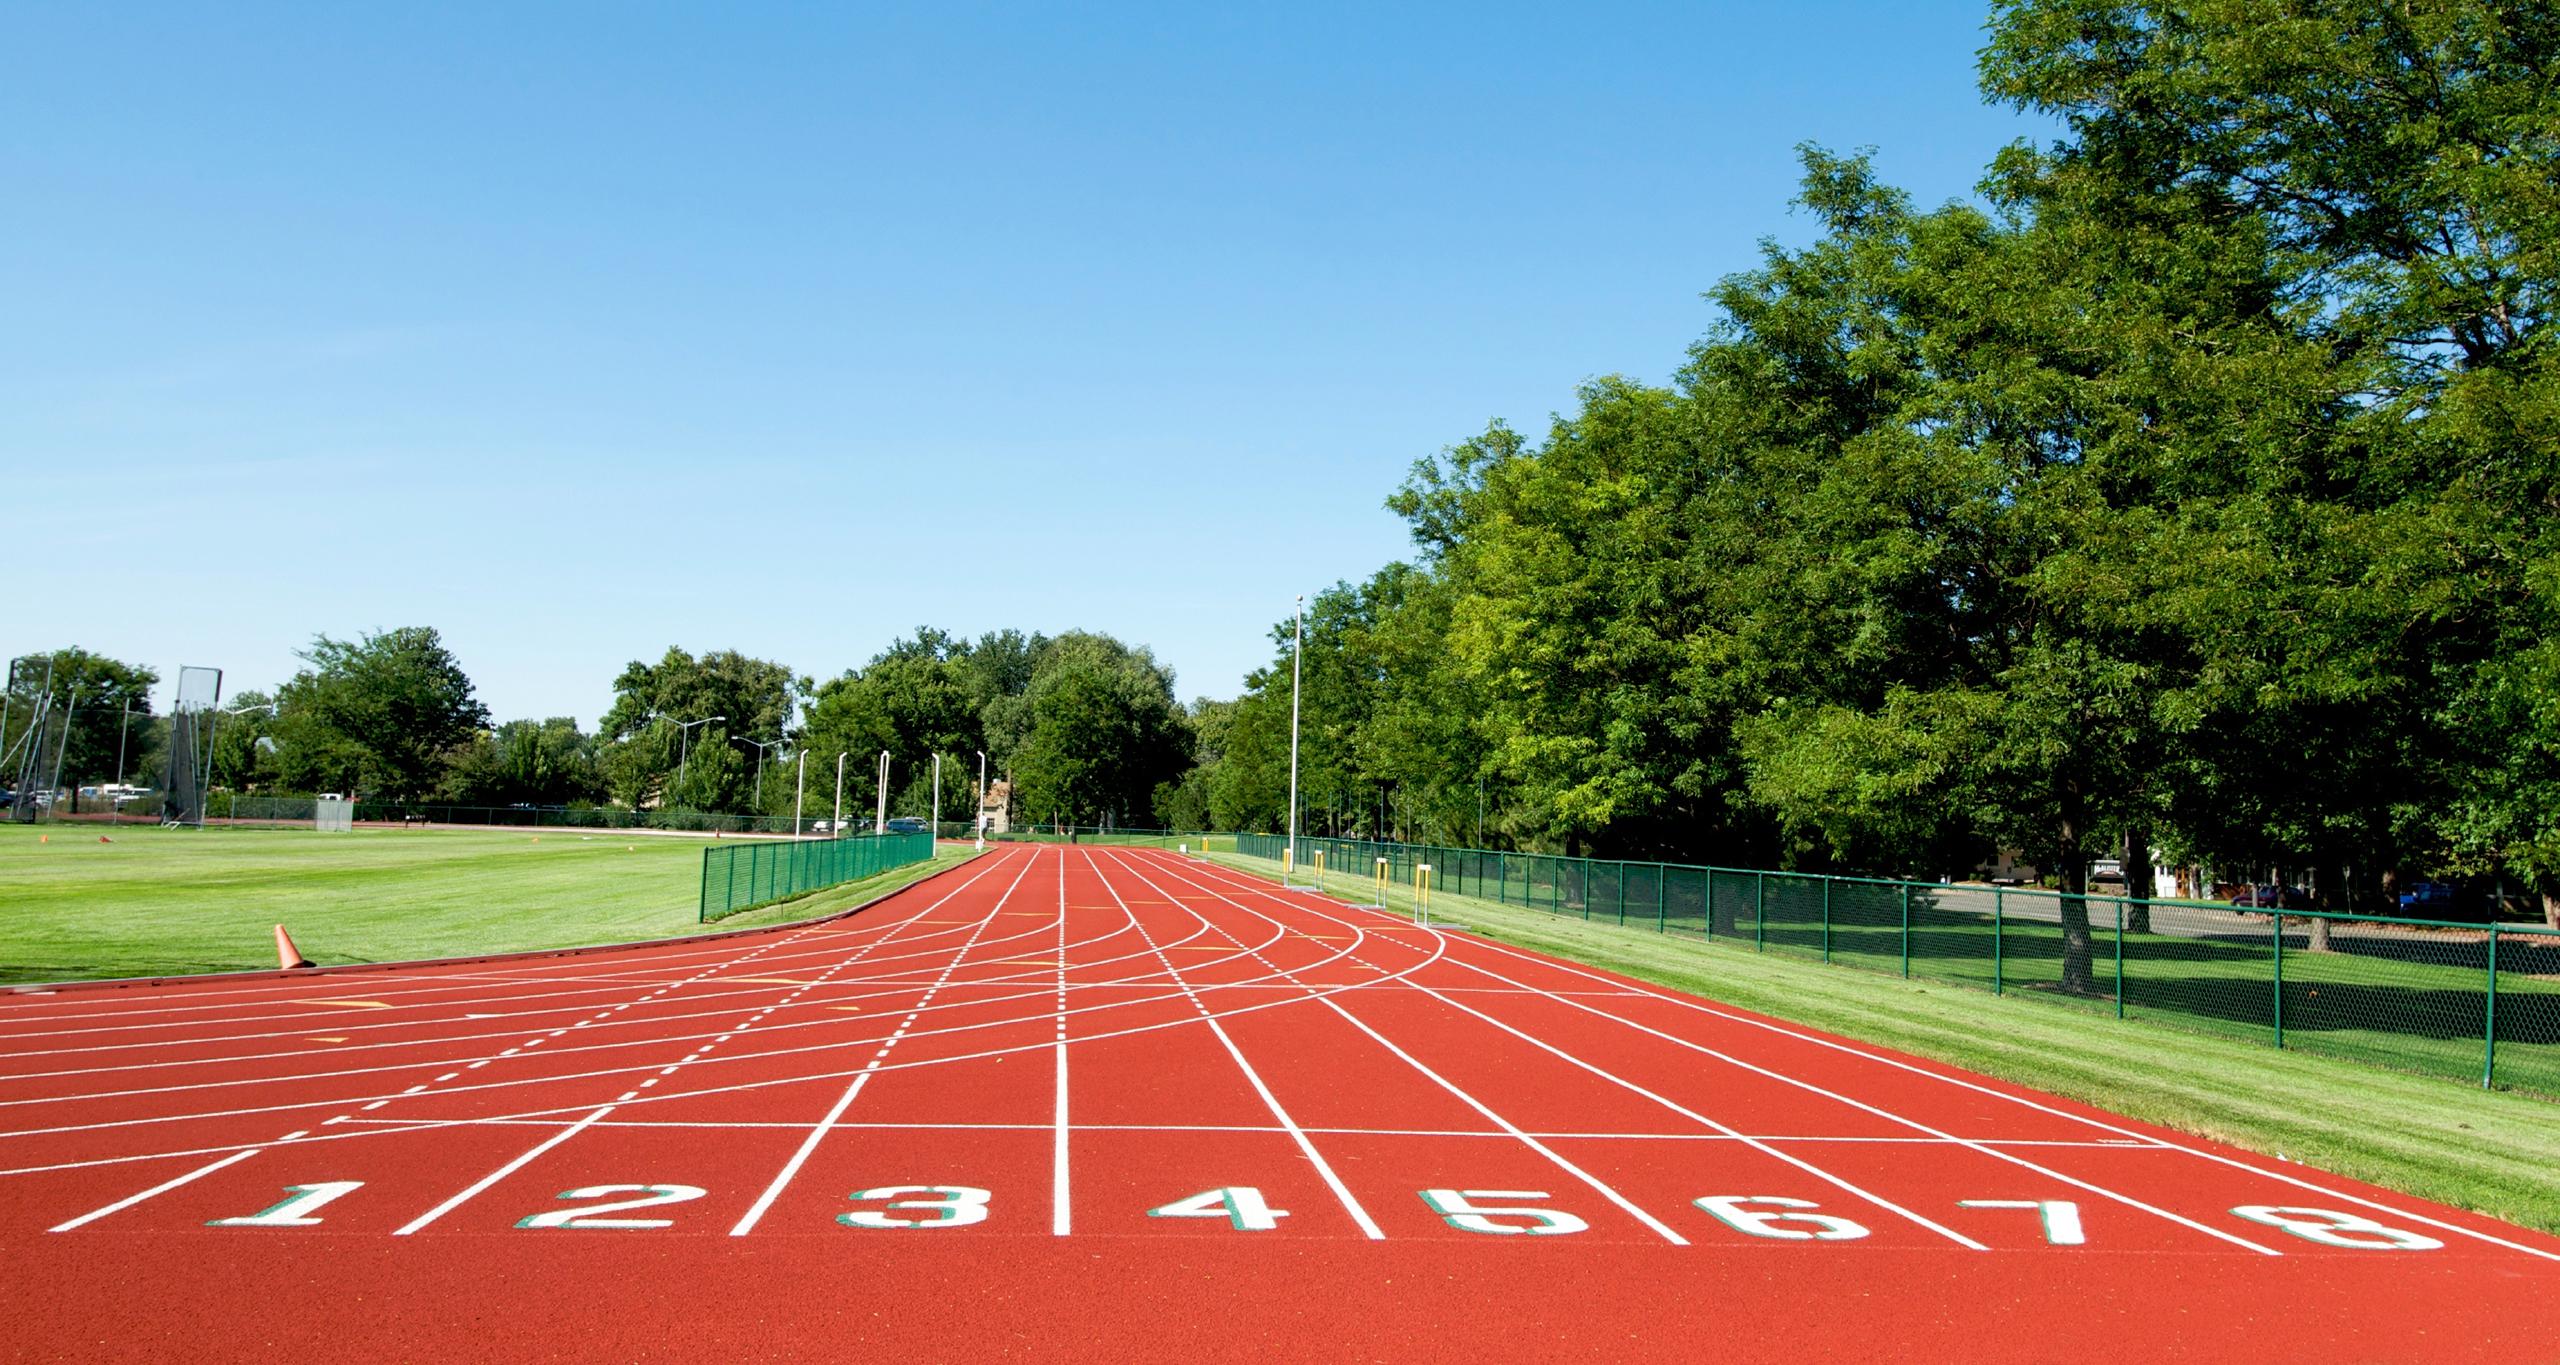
left=1231, top=832, right=2560, bottom=1100
left=699, top=831, right=935, bottom=922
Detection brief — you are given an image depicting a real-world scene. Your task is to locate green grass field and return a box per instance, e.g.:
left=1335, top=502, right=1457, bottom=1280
left=1210, top=848, right=2560, bottom=1237
left=0, top=824, right=978, bottom=982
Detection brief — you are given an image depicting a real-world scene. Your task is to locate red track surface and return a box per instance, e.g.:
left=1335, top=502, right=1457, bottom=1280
left=6, top=845, right=2557, bottom=1362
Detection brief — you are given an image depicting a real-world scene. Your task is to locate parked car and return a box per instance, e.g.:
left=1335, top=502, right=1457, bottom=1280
left=2398, top=882, right=2458, bottom=914
left=2227, top=884, right=2312, bottom=910
left=884, top=817, right=928, bottom=834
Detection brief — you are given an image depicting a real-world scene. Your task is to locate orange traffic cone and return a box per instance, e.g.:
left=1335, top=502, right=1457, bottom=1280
left=274, top=924, right=314, bottom=970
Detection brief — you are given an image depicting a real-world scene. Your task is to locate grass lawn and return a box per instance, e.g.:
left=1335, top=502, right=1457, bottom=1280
left=0, top=824, right=977, bottom=983
left=1208, top=848, right=2560, bottom=1237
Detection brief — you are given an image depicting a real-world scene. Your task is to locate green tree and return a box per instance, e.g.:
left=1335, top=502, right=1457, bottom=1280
left=269, top=629, right=489, bottom=801
left=2, top=649, right=158, bottom=795
left=597, top=647, right=797, bottom=812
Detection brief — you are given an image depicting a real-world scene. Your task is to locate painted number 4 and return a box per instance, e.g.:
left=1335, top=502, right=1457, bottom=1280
left=1149, top=1187, right=1288, bottom=1230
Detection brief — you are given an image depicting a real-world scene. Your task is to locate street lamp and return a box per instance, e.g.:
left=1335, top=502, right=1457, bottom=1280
left=737, top=735, right=784, bottom=824
left=974, top=750, right=987, bottom=849
left=671, top=716, right=725, bottom=808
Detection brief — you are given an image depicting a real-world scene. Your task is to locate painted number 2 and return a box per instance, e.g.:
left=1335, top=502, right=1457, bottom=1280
left=516, top=1185, right=707, bottom=1229
left=1418, top=1189, right=1586, bottom=1235
left=2230, top=1206, right=2444, bottom=1250
left=839, top=1186, right=991, bottom=1229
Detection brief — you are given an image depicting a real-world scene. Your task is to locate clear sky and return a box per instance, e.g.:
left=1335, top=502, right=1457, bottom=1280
left=8, top=1, right=2050, bottom=724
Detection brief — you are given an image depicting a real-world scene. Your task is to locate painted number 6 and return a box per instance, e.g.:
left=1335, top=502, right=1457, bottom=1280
left=2230, top=1206, right=2443, bottom=1250
left=840, top=1186, right=991, bottom=1229
left=1694, top=1196, right=1870, bottom=1241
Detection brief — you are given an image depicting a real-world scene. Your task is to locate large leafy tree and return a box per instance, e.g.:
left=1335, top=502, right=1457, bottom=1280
left=597, top=647, right=797, bottom=812
left=2, top=649, right=158, bottom=794
left=270, top=628, right=489, bottom=801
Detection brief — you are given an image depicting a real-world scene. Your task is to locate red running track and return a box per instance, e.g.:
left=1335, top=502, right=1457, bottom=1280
left=4, top=844, right=2557, bottom=1363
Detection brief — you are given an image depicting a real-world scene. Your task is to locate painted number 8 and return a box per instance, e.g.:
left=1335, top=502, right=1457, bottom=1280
left=840, top=1186, right=992, bottom=1229
left=2230, top=1206, right=2444, bottom=1250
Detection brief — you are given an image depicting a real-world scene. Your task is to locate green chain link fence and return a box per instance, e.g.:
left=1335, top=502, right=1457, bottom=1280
left=1234, top=832, right=2560, bottom=1099
left=699, top=831, right=935, bottom=922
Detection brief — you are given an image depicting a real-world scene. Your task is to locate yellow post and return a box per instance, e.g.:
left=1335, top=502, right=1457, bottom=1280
left=1375, top=857, right=1389, bottom=909
left=1314, top=848, right=1325, bottom=893
left=1416, top=864, right=1433, bottom=927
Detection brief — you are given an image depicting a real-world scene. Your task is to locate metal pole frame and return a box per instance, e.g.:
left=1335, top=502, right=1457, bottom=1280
left=2271, top=910, right=2285, bottom=1049
left=1993, top=887, right=2004, bottom=995
left=833, top=752, right=846, bottom=838
left=1286, top=595, right=1304, bottom=885
left=1899, top=883, right=1911, bottom=977
left=2485, top=926, right=2501, bottom=1089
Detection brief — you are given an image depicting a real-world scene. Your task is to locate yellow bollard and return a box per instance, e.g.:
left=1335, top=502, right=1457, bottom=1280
left=1415, top=864, right=1433, bottom=927
left=1313, top=849, right=1325, bottom=894
left=1375, top=857, right=1389, bottom=909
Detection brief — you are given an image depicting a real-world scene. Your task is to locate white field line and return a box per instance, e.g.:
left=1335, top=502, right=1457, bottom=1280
left=392, top=1106, right=616, bottom=1234
left=1085, top=849, right=1383, bottom=1239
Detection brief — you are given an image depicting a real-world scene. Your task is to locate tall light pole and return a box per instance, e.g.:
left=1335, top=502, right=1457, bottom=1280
left=112, top=697, right=136, bottom=825
left=793, top=750, right=806, bottom=839
left=931, top=752, right=942, bottom=842
left=737, top=735, right=782, bottom=822
left=833, top=751, right=847, bottom=837
left=875, top=750, right=890, bottom=835
left=1287, top=593, right=1303, bottom=886
left=671, top=716, right=725, bottom=809
left=975, top=750, right=988, bottom=850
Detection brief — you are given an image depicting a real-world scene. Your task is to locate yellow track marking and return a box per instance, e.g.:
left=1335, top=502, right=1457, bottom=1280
left=303, top=999, right=390, bottom=1010
left=307, top=1036, right=348, bottom=1043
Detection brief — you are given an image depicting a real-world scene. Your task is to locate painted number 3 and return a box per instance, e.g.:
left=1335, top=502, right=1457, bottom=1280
left=839, top=1186, right=992, bottom=1229
left=2230, top=1206, right=2444, bottom=1250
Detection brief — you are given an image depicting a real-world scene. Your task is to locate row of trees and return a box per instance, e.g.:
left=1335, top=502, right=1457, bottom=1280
left=1190, top=0, right=2560, bottom=922
left=7, top=625, right=1199, bottom=827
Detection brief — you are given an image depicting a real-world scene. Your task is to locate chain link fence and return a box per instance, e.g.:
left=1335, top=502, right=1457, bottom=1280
left=699, top=831, right=937, bottom=922
left=1234, top=833, right=2560, bottom=1100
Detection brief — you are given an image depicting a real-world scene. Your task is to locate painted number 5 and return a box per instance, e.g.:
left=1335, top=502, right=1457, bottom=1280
left=1418, top=1189, right=1587, bottom=1236
left=517, top=1185, right=707, bottom=1229
left=840, top=1186, right=991, bottom=1229
left=2230, top=1206, right=2444, bottom=1250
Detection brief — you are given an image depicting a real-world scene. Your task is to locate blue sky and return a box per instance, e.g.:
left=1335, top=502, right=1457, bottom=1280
left=8, top=1, right=2049, bottom=724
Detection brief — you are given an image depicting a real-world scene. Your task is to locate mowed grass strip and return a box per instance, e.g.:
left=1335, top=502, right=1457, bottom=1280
left=1208, top=850, right=2560, bottom=1237
left=0, top=825, right=978, bottom=982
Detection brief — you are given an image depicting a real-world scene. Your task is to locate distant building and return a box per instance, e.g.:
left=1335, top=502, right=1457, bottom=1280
left=980, top=779, right=1012, bottom=834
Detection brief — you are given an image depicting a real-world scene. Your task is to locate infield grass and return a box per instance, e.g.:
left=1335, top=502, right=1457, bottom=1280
left=0, top=824, right=978, bottom=983
left=1208, top=847, right=2560, bottom=1237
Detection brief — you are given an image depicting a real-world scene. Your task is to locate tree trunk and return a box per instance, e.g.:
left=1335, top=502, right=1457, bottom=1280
left=2543, top=890, right=2559, bottom=931
left=2058, top=815, right=2095, bottom=994
left=2124, top=826, right=2153, bottom=935
left=2307, top=861, right=2337, bottom=951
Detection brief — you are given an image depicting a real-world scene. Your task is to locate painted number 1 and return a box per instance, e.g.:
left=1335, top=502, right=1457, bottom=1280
left=208, top=1182, right=365, bottom=1227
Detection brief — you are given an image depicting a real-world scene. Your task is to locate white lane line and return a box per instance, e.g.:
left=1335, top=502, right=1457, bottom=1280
left=1439, top=941, right=2305, bottom=1256
left=392, top=1105, right=616, bottom=1235
left=1107, top=851, right=1683, bottom=1244
left=48, top=1147, right=261, bottom=1231
left=1403, top=977, right=1984, bottom=1249
left=730, top=846, right=1041, bottom=1236
left=1054, top=847, right=1071, bottom=1237
left=1086, top=850, right=1382, bottom=1239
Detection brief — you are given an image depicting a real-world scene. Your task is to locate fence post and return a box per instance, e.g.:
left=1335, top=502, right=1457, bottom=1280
left=1755, top=872, right=1766, bottom=952
left=1618, top=862, right=1629, bottom=926
left=2271, top=913, right=2285, bottom=1050
left=1499, top=851, right=1508, bottom=906
left=699, top=848, right=712, bottom=923
left=2484, top=926, right=2501, bottom=1089
left=1899, top=883, right=1910, bottom=978
left=1993, top=888, right=2004, bottom=995
left=2115, top=897, right=2126, bottom=1019
left=1821, top=878, right=1833, bottom=963
left=1656, top=868, right=1666, bottom=935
